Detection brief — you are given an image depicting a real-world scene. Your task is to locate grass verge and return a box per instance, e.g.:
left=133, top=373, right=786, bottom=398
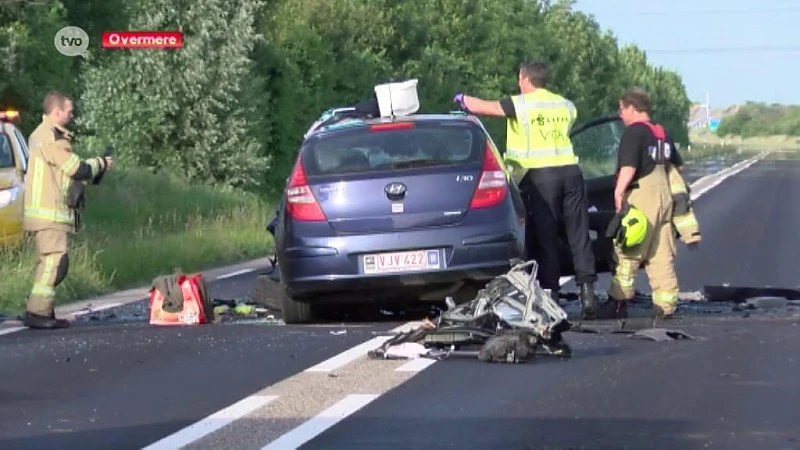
left=0, top=166, right=274, bottom=314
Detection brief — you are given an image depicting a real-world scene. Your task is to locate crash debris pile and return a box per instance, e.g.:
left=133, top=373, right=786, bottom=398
left=368, top=261, right=574, bottom=364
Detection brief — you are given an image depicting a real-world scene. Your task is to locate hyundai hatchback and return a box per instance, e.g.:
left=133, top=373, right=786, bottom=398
left=269, top=111, right=625, bottom=323
left=270, top=113, right=530, bottom=322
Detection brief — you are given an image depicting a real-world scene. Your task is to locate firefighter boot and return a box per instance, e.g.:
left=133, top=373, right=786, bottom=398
left=579, top=282, right=597, bottom=320
left=22, top=312, right=70, bottom=329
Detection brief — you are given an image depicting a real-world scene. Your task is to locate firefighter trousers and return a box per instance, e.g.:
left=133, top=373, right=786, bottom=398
left=519, top=164, right=597, bottom=293
left=27, top=229, right=70, bottom=317
left=608, top=167, right=680, bottom=314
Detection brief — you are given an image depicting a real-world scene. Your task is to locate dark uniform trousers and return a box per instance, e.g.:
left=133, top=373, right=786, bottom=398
left=518, top=164, right=597, bottom=293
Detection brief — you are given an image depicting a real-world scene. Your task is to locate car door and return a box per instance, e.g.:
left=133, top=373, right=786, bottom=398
left=9, top=125, right=29, bottom=177
left=556, top=115, right=625, bottom=276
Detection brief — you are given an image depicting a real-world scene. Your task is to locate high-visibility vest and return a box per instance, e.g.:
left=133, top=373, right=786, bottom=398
left=504, top=89, right=578, bottom=170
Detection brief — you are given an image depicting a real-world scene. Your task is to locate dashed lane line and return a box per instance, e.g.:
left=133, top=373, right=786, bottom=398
left=142, top=395, right=279, bottom=450
left=260, top=394, right=379, bottom=450
left=181, top=348, right=430, bottom=450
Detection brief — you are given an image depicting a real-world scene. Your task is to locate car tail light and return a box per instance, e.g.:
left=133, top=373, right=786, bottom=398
left=370, top=122, right=414, bottom=131
left=469, top=142, right=508, bottom=210
left=286, top=157, right=326, bottom=221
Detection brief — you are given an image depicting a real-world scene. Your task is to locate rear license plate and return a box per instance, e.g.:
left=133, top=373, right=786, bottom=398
left=363, top=249, right=441, bottom=275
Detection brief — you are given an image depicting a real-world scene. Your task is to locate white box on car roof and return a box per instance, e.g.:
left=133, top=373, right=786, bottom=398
left=374, top=79, right=420, bottom=118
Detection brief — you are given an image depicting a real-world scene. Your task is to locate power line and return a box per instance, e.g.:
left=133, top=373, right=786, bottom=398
left=591, top=7, right=800, bottom=15
left=644, top=46, right=800, bottom=54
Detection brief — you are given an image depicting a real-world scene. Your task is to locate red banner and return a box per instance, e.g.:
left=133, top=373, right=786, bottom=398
left=101, top=31, right=183, bottom=49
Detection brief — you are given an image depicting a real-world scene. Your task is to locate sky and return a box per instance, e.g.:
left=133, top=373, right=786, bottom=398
left=572, top=0, right=800, bottom=108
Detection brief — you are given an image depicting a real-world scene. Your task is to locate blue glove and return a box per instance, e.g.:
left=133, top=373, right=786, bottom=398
left=453, top=93, right=467, bottom=111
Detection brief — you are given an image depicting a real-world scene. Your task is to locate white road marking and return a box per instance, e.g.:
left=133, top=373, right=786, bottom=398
left=0, top=326, right=26, bottom=336
left=395, top=357, right=437, bottom=372
left=69, top=302, right=123, bottom=318
left=689, top=152, right=766, bottom=200
left=142, top=395, right=279, bottom=450
left=215, top=268, right=255, bottom=280
left=260, top=394, right=379, bottom=450
left=305, top=321, right=422, bottom=373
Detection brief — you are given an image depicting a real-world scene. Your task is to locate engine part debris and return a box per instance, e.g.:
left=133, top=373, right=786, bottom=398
left=368, top=260, right=573, bottom=364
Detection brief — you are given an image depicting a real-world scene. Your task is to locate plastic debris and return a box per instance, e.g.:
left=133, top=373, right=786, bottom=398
left=384, top=342, right=428, bottom=359
left=631, top=328, right=694, bottom=342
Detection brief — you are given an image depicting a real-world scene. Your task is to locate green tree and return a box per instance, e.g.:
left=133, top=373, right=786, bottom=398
left=0, top=0, right=75, bottom=135
left=76, top=0, right=267, bottom=189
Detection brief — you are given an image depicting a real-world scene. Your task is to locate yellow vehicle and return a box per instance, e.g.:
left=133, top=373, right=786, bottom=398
left=0, top=109, right=29, bottom=249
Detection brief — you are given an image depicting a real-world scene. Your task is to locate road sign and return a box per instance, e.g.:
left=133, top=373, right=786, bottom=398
left=709, top=119, right=721, bottom=131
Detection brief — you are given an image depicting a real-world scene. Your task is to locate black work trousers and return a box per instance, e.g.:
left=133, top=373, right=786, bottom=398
left=518, top=164, right=597, bottom=292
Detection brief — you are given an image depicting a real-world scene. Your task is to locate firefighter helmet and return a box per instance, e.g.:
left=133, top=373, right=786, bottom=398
left=614, top=204, right=648, bottom=248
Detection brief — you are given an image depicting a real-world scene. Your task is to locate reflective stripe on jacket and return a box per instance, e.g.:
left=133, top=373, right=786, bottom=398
left=23, top=116, right=102, bottom=232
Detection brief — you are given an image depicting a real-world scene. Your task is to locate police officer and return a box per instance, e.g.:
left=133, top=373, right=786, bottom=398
left=599, top=88, right=679, bottom=320
left=22, top=90, right=112, bottom=329
left=454, top=60, right=598, bottom=320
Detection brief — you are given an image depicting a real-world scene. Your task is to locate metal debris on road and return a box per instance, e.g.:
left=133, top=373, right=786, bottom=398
left=368, top=260, right=573, bottom=364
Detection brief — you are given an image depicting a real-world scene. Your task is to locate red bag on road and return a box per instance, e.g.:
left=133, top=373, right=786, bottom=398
left=149, top=273, right=212, bottom=326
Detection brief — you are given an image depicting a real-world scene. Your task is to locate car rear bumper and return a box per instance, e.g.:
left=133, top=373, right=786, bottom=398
left=279, top=225, right=524, bottom=300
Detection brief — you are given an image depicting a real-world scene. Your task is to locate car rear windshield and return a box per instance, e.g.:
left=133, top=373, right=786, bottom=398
left=300, top=121, right=485, bottom=176
left=0, top=133, right=15, bottom=169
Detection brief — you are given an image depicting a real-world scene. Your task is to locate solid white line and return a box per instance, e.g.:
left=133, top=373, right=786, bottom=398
left=304, top=321, right=421, bottom=373
left=395, top=357, right=437, bottom=372
left=690, top=152, right=765, bottom=200
left=142, top=395, right=279, bottom=450
left=0, top=326, right=27, bottom=336
left=69, top=302, right=123, bottom=318
left=261, top=394, right=379, bottom=450
left=215, top=268, right=255, bottom=280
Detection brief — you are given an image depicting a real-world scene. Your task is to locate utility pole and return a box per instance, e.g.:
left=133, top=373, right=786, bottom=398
left=706, top=90, right=710, bottom=127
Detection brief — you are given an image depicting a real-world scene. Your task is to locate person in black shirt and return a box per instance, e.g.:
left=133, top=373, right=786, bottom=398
left=601, top=88, right=680, bottom=320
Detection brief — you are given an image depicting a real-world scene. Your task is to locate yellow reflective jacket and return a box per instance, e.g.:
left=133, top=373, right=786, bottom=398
left=23, top=116, right=104, bottom=233
left=504, top=89, right=578, bottom=173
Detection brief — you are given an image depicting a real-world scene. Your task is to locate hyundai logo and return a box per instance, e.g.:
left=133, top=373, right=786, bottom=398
left=384, top=182, right=407, bottom=196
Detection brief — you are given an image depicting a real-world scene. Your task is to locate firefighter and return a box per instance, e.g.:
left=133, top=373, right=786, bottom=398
left=454, top=59, right=598, bottom=320
left=599, top=88, right=679, bottom=320
left=21, top=90, right=112, bottom=329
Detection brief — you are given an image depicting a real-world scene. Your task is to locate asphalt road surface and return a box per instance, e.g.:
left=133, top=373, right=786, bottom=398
left=1, top=151, right=799, bottom=450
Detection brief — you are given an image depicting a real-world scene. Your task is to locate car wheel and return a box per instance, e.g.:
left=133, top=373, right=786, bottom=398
left=251, top=274, right=317, bottom=324
left=281, top=288, right=315, bottom=324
